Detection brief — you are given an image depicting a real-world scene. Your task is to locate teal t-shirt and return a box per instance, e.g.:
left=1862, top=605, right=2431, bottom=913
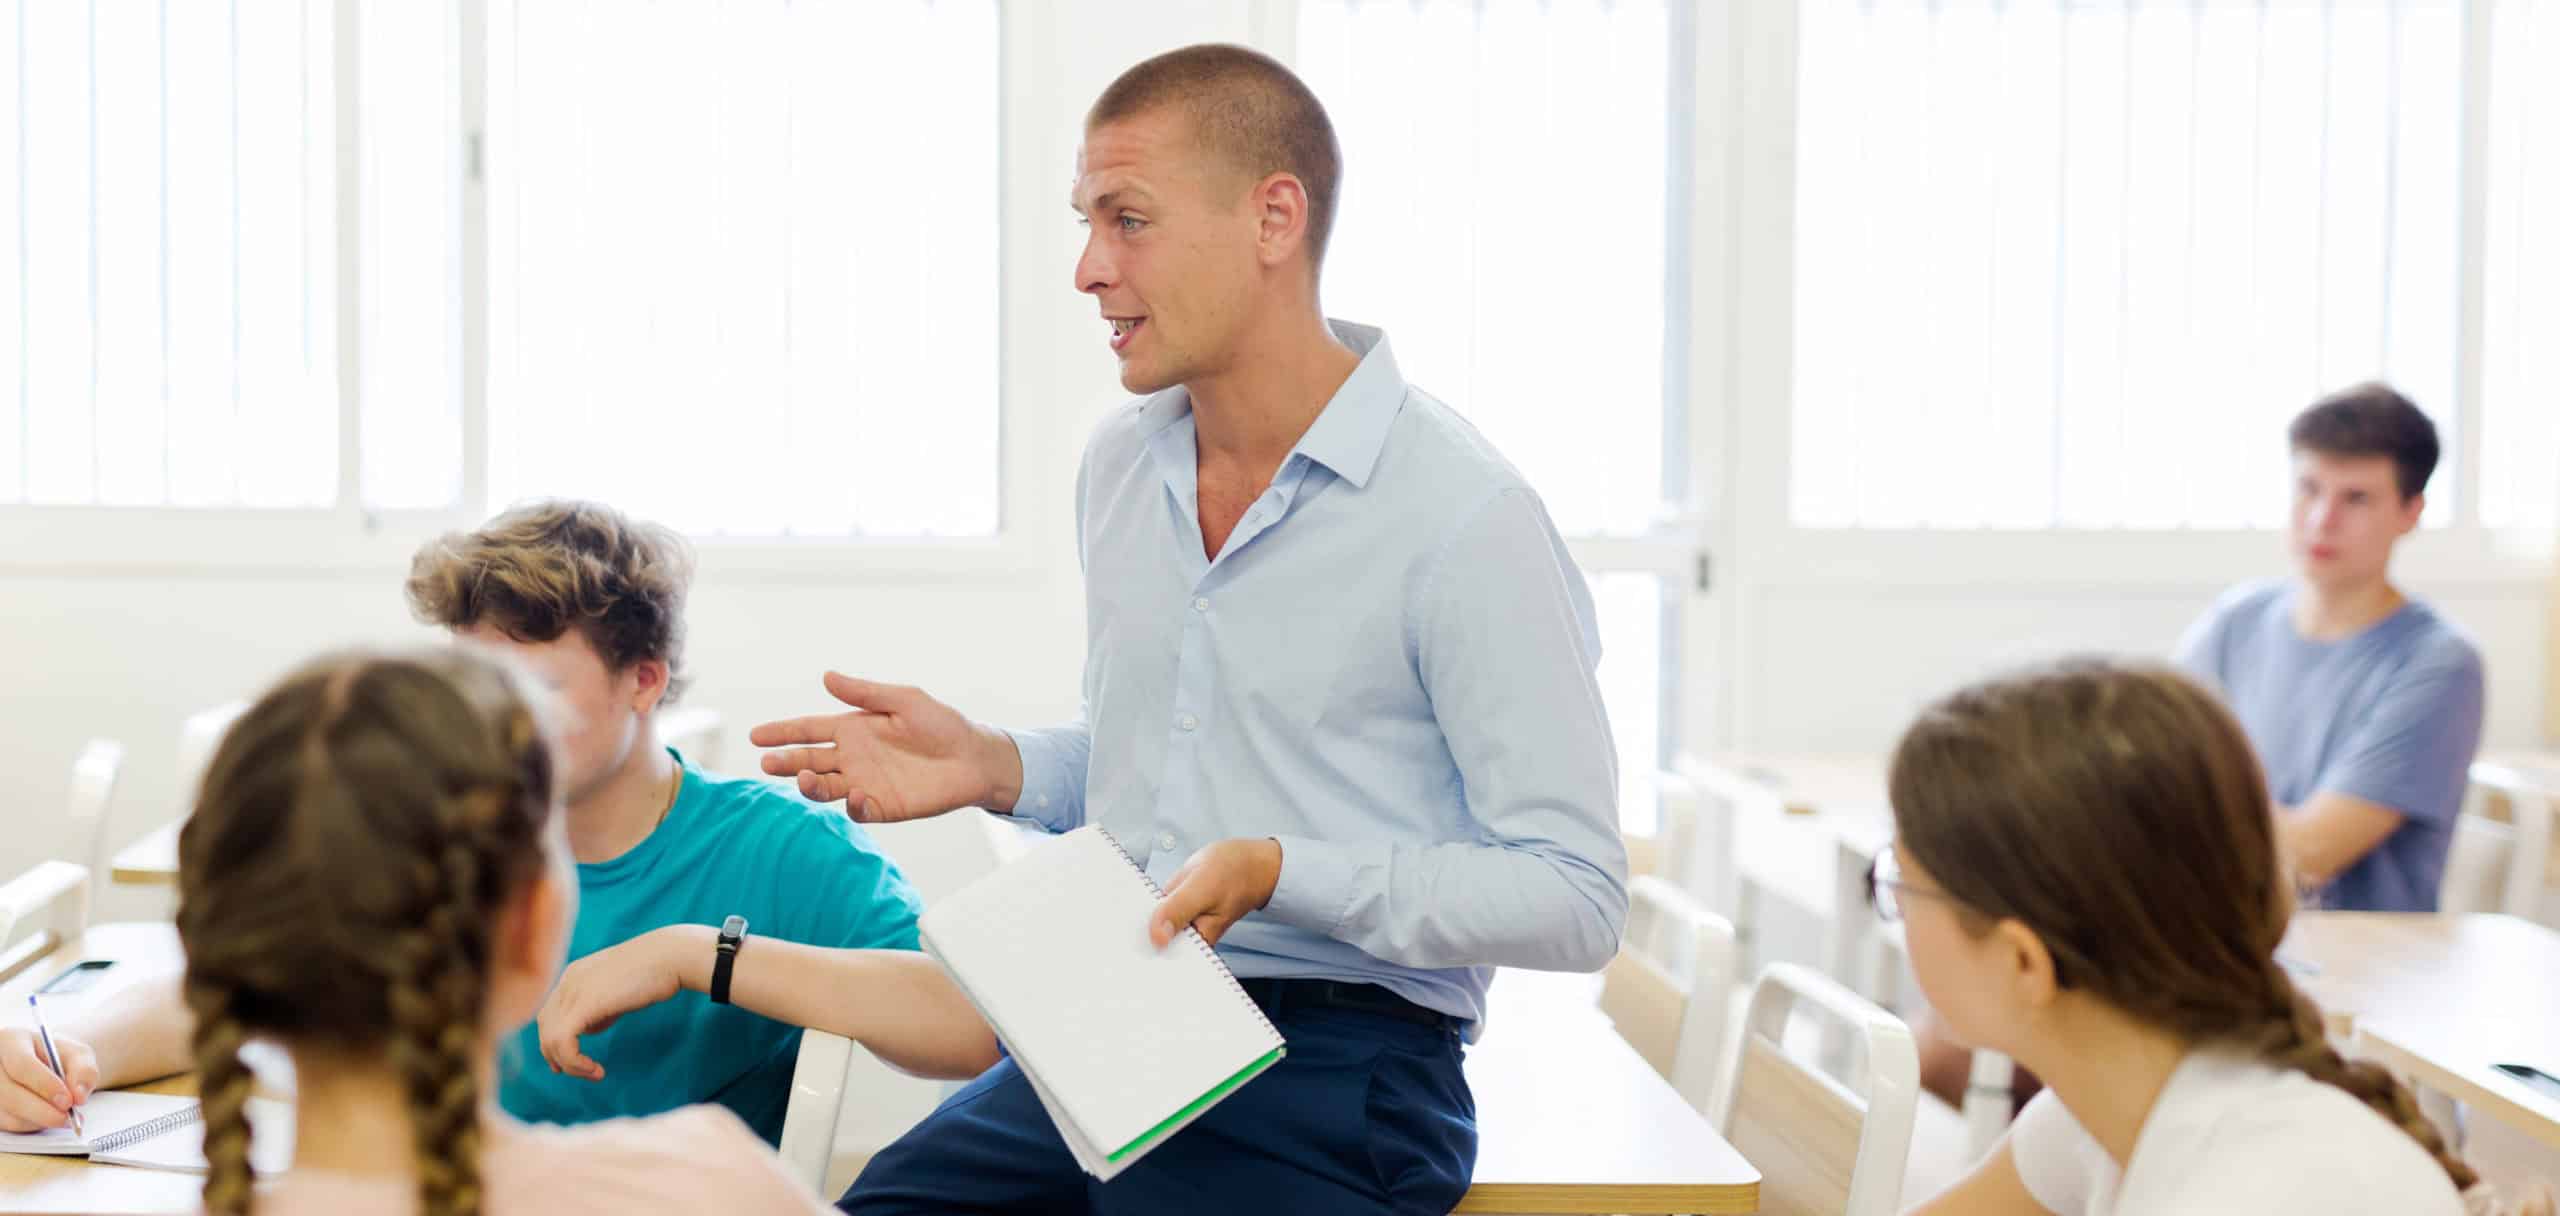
left=497, top=749, right=923, bottom=1143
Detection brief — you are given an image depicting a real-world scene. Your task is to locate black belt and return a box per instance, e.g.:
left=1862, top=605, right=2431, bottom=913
left=1237, top=977, right=1454, bottom=1031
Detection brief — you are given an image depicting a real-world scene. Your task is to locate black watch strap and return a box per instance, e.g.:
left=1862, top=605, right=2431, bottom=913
left=711, top=915, right=748, bottom=1006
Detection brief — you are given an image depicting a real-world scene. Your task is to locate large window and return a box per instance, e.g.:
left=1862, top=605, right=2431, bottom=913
left=2, top=0, right=339, bottom=507
left=1, top=0, right=1002, bottom=538
left=486, top=0, right=999, bottom=536
left=1298, top=0, right=1691, bottom=829
left=1790, top=0, right=2549, bottom=531
left=2482, top=0, right=2560, bottom=529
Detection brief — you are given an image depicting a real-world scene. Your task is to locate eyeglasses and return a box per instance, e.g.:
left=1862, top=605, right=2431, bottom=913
left=1864, top=844, right=1962, bottom=925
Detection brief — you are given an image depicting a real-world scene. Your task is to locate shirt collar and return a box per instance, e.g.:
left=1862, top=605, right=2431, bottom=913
left=1132, top=319, right=1407, bottom=491
left=1289, top=320, right=1404, bottom=490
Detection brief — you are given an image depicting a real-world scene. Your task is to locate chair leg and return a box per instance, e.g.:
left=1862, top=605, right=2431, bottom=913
left=1962, top=1051, right=2016, bottom=1163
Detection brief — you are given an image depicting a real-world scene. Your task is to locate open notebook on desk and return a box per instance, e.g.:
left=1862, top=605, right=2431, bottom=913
left=0, top=1089, right=292, bottom=1173
left=921, top=825, right=1286, bottom=1182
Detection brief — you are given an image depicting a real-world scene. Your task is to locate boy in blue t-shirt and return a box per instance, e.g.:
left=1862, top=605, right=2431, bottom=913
left=2175, top=384, right=2485, bottom=914
left=1914, top=383, right=2486, bottom=1113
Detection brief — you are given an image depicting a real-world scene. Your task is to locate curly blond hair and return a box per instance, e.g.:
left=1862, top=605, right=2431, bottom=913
left=405, top=499, right=695, bottom=704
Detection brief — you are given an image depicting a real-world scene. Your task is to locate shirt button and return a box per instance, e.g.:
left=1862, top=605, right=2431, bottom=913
left=1177, top=713, right=1199, bottom=732
left=1037, top=794, right=1051, bottom=808
left=1193, top=597, right=1210, bottom=612
left=1158, top=832, right=1179, bottom=853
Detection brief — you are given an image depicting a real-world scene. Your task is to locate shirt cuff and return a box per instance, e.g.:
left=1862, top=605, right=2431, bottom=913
left=1003, top=727, right=1083, bottom=832
left=1262, top=834, right=1364, bottom=937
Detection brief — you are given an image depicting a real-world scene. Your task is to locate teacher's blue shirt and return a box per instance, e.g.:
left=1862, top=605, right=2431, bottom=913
left=1008, top=321, right=1629, bottom=1029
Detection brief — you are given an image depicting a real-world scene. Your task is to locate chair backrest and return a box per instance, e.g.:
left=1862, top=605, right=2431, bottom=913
left=777, top=1029, right=859, bottom=1192
left=1599, top=875, right=1739, bottom=1112
left=658, top=705, right=725, bottom=768
left=2442, top=814, right=2521, bottom=916
left=176, top=701, right=250, bottom=802
left=2468, top=760, right=2558, bottom=921
left=1712, top=963, right=1919, bottom=1216
left=0, top=862, right=92, bottom=985
left=1677, top=757, right=1772, bottom=923
left=1648, top=771, right=1703, bottom=889
left=63, top=740, right=124, bottom=931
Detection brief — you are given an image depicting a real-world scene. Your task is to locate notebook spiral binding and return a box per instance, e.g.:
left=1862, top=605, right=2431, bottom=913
left=92, top=1105, right=203, bottom=1154
left=1090, top=827, right=1284, bottom=1045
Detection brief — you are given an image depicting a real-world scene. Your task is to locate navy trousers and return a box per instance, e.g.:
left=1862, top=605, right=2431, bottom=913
left=839, top=1006, right=1477, bottom=1216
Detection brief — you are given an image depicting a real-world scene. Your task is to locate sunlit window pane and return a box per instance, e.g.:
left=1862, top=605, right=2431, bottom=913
left=1793, top=0, right=2463, bottom=530
left=483, top=0, right=1000, bottom=538
left=1297, top=0, right=1674, bottom=538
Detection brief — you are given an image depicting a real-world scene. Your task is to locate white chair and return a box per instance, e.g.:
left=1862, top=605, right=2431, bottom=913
left=975, top=809, right=1052, bottom=866
left=62, top=740, right=124, bottom=931
left=658, top=704, right=725, bottom=768
left=176, top=701, right=249, bottom=798
left=2442, top=813, right=2522, bottom=916
left=0, top=862, right=92, bottom=985
left=1675, top=758, right=1771, bottom=952
left=1711, top=963, right=1920, bottom=1216
left=1832, top=832, right=1901, bottom=1008
left=1599, top=874, right=1740, bottom=1112
left=2465, top=760, right=2557, bottom=921
left=1827, top=832, right=2020, bottom=1164
left=777, top=1028, right=861, bottom=1192
left=1637, top=770, right=1704, bottom=889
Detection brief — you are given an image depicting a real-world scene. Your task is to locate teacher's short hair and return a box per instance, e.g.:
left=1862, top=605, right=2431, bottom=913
left=1088, top=43, right=1345, bottom=271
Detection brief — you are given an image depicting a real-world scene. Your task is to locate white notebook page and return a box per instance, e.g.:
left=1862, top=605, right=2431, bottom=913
left=920, top=826, right=1284, bottom=1171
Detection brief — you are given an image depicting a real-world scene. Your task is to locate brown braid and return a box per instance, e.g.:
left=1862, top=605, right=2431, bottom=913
left=175, top=649, right=562, bottom=1216
left=1891, top=658, right=2483, bottom=1198
left=389, top=822, right=505, bottom=1216
left=186, top=989, right=259, bottom=1216
left=2250, top=966, right=2478, bottom=1192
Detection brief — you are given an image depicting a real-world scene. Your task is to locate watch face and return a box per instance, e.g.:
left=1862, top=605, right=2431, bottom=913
left=720, top=914, right=747, bottom=942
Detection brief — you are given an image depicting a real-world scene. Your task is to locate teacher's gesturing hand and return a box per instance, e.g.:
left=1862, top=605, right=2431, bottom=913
left=750, top=671, right=1024, bottom=824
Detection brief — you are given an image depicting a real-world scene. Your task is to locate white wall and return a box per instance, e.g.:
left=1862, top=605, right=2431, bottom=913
left=1729, top=579, right=2548, bottom=754
left=1, top=0, right=2550, bottom=1165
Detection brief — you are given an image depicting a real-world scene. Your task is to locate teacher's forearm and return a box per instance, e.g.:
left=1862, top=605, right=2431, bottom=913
left=659, top=927, right=999, bottom=1080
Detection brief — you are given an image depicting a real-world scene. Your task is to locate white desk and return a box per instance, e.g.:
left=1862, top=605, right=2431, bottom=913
left=0, top=924, right=199, bottom=1215
left=2288, top=912, right=2560, bottom=1154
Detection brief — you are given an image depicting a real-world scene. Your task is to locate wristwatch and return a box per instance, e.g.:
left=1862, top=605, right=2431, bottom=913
left=710, top=915, right=749, bottom=1006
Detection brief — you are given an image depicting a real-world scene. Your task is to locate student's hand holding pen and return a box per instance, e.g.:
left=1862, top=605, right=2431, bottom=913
left=0, top=1026, right=97, bottom=1134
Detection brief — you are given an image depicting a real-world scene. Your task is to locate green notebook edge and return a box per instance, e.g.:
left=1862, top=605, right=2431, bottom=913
left=1105, top=1044, right=1287, bottom=1164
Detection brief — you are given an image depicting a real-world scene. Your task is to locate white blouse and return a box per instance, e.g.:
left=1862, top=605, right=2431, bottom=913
left=2008, top=1046, right=2467, bottom=1216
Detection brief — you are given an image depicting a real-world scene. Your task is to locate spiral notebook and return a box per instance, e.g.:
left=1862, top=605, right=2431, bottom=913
left=920, top=824, right=1287, bottom=1182
left=0, top=1090, right=204, bottom=1169
left=0, top=1090, right=293, bottom=1174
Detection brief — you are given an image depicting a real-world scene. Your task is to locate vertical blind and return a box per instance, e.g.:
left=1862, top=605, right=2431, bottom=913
left=1296, top=0, right=1676, bottom=539
left=485, top=0, right=1001, bottom=537
left=1792, top=0, right=2475, bottom=530
left=2482, top=0, right=2559, bottom=528
left=2, top=0, right=338, bottom=508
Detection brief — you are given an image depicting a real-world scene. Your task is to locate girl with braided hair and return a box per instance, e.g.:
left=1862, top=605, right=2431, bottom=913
left=176, top=647, right=829, bottom=1216
left=1893, top=658, right=2547, bottom=1216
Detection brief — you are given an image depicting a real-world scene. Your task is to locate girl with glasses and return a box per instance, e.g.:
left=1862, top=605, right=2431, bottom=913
left=1889, top=658, right=2540, bottom=1216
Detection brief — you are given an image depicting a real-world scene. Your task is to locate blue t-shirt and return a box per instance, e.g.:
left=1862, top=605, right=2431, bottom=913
left=497, top=749, right=923, bottom=1143
left=2175, top=581, right=2485, bottom=912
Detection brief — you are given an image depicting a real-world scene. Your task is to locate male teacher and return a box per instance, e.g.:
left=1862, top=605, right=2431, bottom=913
left=756, top=44, right=1628, bottom=1216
